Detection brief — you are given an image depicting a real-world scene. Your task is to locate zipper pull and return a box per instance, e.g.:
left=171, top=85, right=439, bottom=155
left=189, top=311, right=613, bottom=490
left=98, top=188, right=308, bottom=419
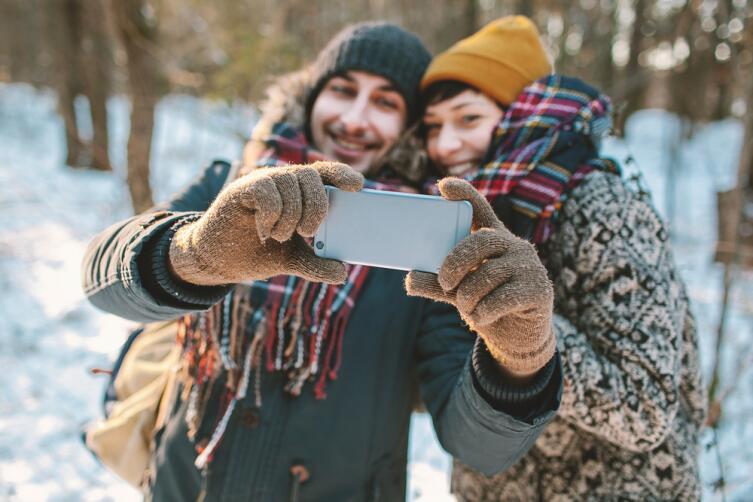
left=289, top=463, right=310, bottom=502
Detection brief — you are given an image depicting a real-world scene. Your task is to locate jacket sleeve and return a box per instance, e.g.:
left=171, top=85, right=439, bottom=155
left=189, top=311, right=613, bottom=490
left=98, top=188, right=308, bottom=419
left=415, top=299, right=562, bottom=476
left=81, top=160, right=235, bottom=322
left=547, top=172, right=690, bottom=452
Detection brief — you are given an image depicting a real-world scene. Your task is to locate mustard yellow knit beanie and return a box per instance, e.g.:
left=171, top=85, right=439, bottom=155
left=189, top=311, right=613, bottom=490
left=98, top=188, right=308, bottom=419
left=421, top=16, right=552, bottom=105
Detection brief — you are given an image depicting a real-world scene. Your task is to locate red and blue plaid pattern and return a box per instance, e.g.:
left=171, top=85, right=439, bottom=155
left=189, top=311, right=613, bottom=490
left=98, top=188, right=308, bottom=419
left=431, top=74, right=620, bottom=244
left=199, top=123, right=413, bottom=402
left=249, top=124, right=376, bottom=399
left=181, top=124, right=419, bottom=466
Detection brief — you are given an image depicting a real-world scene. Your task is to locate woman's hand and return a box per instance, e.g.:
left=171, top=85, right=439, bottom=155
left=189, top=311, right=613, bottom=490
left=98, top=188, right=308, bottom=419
left=406, top=178, right=555, bottom=377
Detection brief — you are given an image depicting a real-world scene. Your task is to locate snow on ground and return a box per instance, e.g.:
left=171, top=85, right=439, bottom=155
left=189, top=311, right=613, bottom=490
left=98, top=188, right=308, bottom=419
left=0, top=83, right=751, bottom=501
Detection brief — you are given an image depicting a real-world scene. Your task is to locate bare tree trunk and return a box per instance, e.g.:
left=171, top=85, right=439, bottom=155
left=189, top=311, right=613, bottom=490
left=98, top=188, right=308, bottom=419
left=463, top=0, right=479, bottom=35
left=431, top=0, right=479, bottom=51
left=1, top=0, right=50, bottom=85
left=667, top=2, right=698, bottom=120
left=47, top=0, right=85, bottom=167
left=710, top=57, right=753, bottom=412
left=43, top=0, right=113, bottom=170
left=711, top=0, right=735, bottom=121
left=111, top=0, right=162, bottom=213
left=513, top=0, right=534, bottom=18
left=79, top=0, right=113, bottom=171
left=620, top=0, right=648, bottom=120
left=594, top=5, right=616, bottom=94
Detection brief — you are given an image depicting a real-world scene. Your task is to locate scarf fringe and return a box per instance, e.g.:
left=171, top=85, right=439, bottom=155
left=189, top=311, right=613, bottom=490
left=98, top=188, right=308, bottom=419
left=177, top=121, right=415, bottom=469
left=179, top=266, right=368, bottom=467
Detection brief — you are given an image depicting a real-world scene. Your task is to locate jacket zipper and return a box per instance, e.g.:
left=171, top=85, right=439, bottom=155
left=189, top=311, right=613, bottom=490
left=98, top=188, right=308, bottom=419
left=289, top=464, right=310, bottom=502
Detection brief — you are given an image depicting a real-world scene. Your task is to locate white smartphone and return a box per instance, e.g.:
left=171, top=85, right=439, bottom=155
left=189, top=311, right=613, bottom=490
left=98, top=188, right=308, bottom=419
left=313, top=186, right=473, bottom=273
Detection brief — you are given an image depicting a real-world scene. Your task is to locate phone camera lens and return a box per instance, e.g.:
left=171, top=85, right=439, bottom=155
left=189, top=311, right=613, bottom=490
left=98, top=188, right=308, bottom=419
left=315, top=241, right=324, bottom=250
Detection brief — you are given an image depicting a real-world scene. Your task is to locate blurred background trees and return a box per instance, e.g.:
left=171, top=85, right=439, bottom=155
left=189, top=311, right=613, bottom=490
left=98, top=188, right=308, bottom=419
left=4, top=0, right=753, bottom=121
left=1, top=0, right=751, bottom=220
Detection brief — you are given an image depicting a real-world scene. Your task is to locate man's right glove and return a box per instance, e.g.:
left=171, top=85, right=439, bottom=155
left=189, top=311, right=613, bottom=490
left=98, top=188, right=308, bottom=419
left=168, top=161, right=363, bottom=286
left=406, top=178, right=556, bottom=378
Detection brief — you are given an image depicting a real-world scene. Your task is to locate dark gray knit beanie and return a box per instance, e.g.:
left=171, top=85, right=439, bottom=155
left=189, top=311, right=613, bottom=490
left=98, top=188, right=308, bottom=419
left=304, top=22, right=431, bottom=133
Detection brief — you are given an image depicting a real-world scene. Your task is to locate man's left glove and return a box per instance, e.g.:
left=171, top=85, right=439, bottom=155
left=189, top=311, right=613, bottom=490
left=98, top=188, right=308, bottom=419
left=405, top=178, right=556, bottom=377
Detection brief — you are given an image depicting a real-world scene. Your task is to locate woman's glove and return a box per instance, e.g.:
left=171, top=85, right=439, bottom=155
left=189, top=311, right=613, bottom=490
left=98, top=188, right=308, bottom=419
left=169, top=161, right=363, bottom=286
left=406, top=178, right=555, bottom=377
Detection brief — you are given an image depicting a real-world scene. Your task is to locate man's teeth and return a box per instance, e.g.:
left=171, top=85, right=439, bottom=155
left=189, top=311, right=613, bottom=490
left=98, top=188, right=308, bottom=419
left=334, top=137, right=368, bottom=151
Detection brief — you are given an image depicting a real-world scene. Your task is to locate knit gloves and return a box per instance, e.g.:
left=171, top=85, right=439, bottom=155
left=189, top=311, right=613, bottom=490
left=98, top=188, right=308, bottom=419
left=169, top=161, right=364, bottom=286
left=406, top=178, right=556, bottom=377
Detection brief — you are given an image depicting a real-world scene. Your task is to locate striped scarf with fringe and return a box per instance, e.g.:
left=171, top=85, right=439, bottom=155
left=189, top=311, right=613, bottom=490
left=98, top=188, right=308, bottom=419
left=178, top=123, right=415, bottom=469
left=429, top=74, right=621, bottom=244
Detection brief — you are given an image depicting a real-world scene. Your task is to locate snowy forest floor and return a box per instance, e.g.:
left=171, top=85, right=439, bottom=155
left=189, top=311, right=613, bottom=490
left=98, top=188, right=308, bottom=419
left=0, top=83, right=751, bottom=501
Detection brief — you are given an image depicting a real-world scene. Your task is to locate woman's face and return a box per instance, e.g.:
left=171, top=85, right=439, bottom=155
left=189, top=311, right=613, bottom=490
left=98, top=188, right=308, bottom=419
left=423, top=90, right=504, bottom=178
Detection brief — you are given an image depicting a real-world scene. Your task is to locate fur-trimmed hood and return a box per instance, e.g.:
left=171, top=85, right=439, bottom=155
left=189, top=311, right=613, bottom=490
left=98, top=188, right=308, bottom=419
left=242, top=68, right=432, bottom=185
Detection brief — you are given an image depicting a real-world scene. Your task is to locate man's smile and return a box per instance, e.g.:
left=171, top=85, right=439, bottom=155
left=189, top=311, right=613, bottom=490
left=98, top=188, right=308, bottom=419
left=327, top=129, right=380, bottom=156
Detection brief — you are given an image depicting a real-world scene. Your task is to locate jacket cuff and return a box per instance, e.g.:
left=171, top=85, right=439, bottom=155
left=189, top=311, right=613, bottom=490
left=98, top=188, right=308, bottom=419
left=471, top=337, right=559, bottom=412
left=150, top=215, right=232, bottom=306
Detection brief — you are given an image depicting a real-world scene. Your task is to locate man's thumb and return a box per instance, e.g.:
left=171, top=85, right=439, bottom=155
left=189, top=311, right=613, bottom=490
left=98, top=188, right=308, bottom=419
left=287, top=237, right=348, bottom=284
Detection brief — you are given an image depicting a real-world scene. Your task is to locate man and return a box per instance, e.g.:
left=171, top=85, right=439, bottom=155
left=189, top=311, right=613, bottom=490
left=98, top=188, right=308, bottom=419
left=82, top=22, right=562, bottom=501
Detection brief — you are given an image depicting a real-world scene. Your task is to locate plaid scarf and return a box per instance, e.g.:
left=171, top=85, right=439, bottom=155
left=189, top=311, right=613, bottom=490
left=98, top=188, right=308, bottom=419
left=258, top=123, right=418, bottom=192
left=179, top=123, right=414, bottom=469
left=428, top=75, right=621, bottom=244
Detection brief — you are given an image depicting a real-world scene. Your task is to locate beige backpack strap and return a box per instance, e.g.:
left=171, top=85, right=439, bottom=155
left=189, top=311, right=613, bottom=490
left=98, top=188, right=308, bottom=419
left=153, top=345, right=182, bottom=432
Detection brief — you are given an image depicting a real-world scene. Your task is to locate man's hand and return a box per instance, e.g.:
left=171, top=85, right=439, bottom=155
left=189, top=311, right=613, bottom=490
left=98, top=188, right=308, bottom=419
left=405, top=178, right=555, bottom=378
left=169, top=161, right=364, bottom=286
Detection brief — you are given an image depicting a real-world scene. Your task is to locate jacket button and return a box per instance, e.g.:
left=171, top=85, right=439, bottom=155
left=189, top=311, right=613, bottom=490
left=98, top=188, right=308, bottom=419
left=239, top=408, right=261, bottom=428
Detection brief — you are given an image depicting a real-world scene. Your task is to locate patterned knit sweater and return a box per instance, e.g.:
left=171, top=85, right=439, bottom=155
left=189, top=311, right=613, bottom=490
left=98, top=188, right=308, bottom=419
left=452, top=171, right=707, bottom=501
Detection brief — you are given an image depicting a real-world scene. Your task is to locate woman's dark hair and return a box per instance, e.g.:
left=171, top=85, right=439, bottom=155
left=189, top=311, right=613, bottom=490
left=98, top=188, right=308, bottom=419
left=419, top=80, right=487, bottom=142
left=422, top=80, right=480, bottom=107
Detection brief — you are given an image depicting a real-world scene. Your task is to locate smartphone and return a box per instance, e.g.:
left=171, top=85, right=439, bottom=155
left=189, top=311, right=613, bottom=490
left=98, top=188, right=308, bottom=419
left=313, top=186, right=473, bottom=273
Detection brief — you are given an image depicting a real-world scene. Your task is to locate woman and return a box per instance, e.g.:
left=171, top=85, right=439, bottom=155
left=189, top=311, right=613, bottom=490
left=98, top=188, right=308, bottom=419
left=411, top=16, right=706, bottom=501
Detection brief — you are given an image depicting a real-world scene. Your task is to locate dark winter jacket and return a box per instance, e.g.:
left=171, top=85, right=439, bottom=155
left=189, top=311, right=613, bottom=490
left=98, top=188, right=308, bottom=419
left=81, top=70, right=563, bottom=501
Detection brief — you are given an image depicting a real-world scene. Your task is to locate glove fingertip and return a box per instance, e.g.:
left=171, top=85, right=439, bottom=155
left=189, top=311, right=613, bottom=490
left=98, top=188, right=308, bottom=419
left=437, top=177, right=473, bottom=200
left=324, top=268, right=348, bottom=285
left=312, top=261, right=347, bottom=284
left=314, top=161, right=364, bottom=192
left=338, top=170, right=364, bottom=192
left=296, top=225, right=317, bottom=238
left=436, top=261, right=465, bottom=292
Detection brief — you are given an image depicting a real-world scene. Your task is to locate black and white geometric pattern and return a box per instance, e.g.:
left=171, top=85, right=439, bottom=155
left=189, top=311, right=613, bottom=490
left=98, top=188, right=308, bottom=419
left=452, top=171, right=707, bottom=501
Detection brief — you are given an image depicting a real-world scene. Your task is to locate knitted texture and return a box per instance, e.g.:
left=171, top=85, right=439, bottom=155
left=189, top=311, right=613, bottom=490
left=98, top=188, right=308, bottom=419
left=304, top=21, right=431, bottom=128
left=421, top=16, right=551, bottom=106
left=169, top=161, right=363, bottom=286
left=406, top=178, right=555, bottom=376
left=451, top=172, right=706, bottom=501
left=176, top=124, right=421, bottom=468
